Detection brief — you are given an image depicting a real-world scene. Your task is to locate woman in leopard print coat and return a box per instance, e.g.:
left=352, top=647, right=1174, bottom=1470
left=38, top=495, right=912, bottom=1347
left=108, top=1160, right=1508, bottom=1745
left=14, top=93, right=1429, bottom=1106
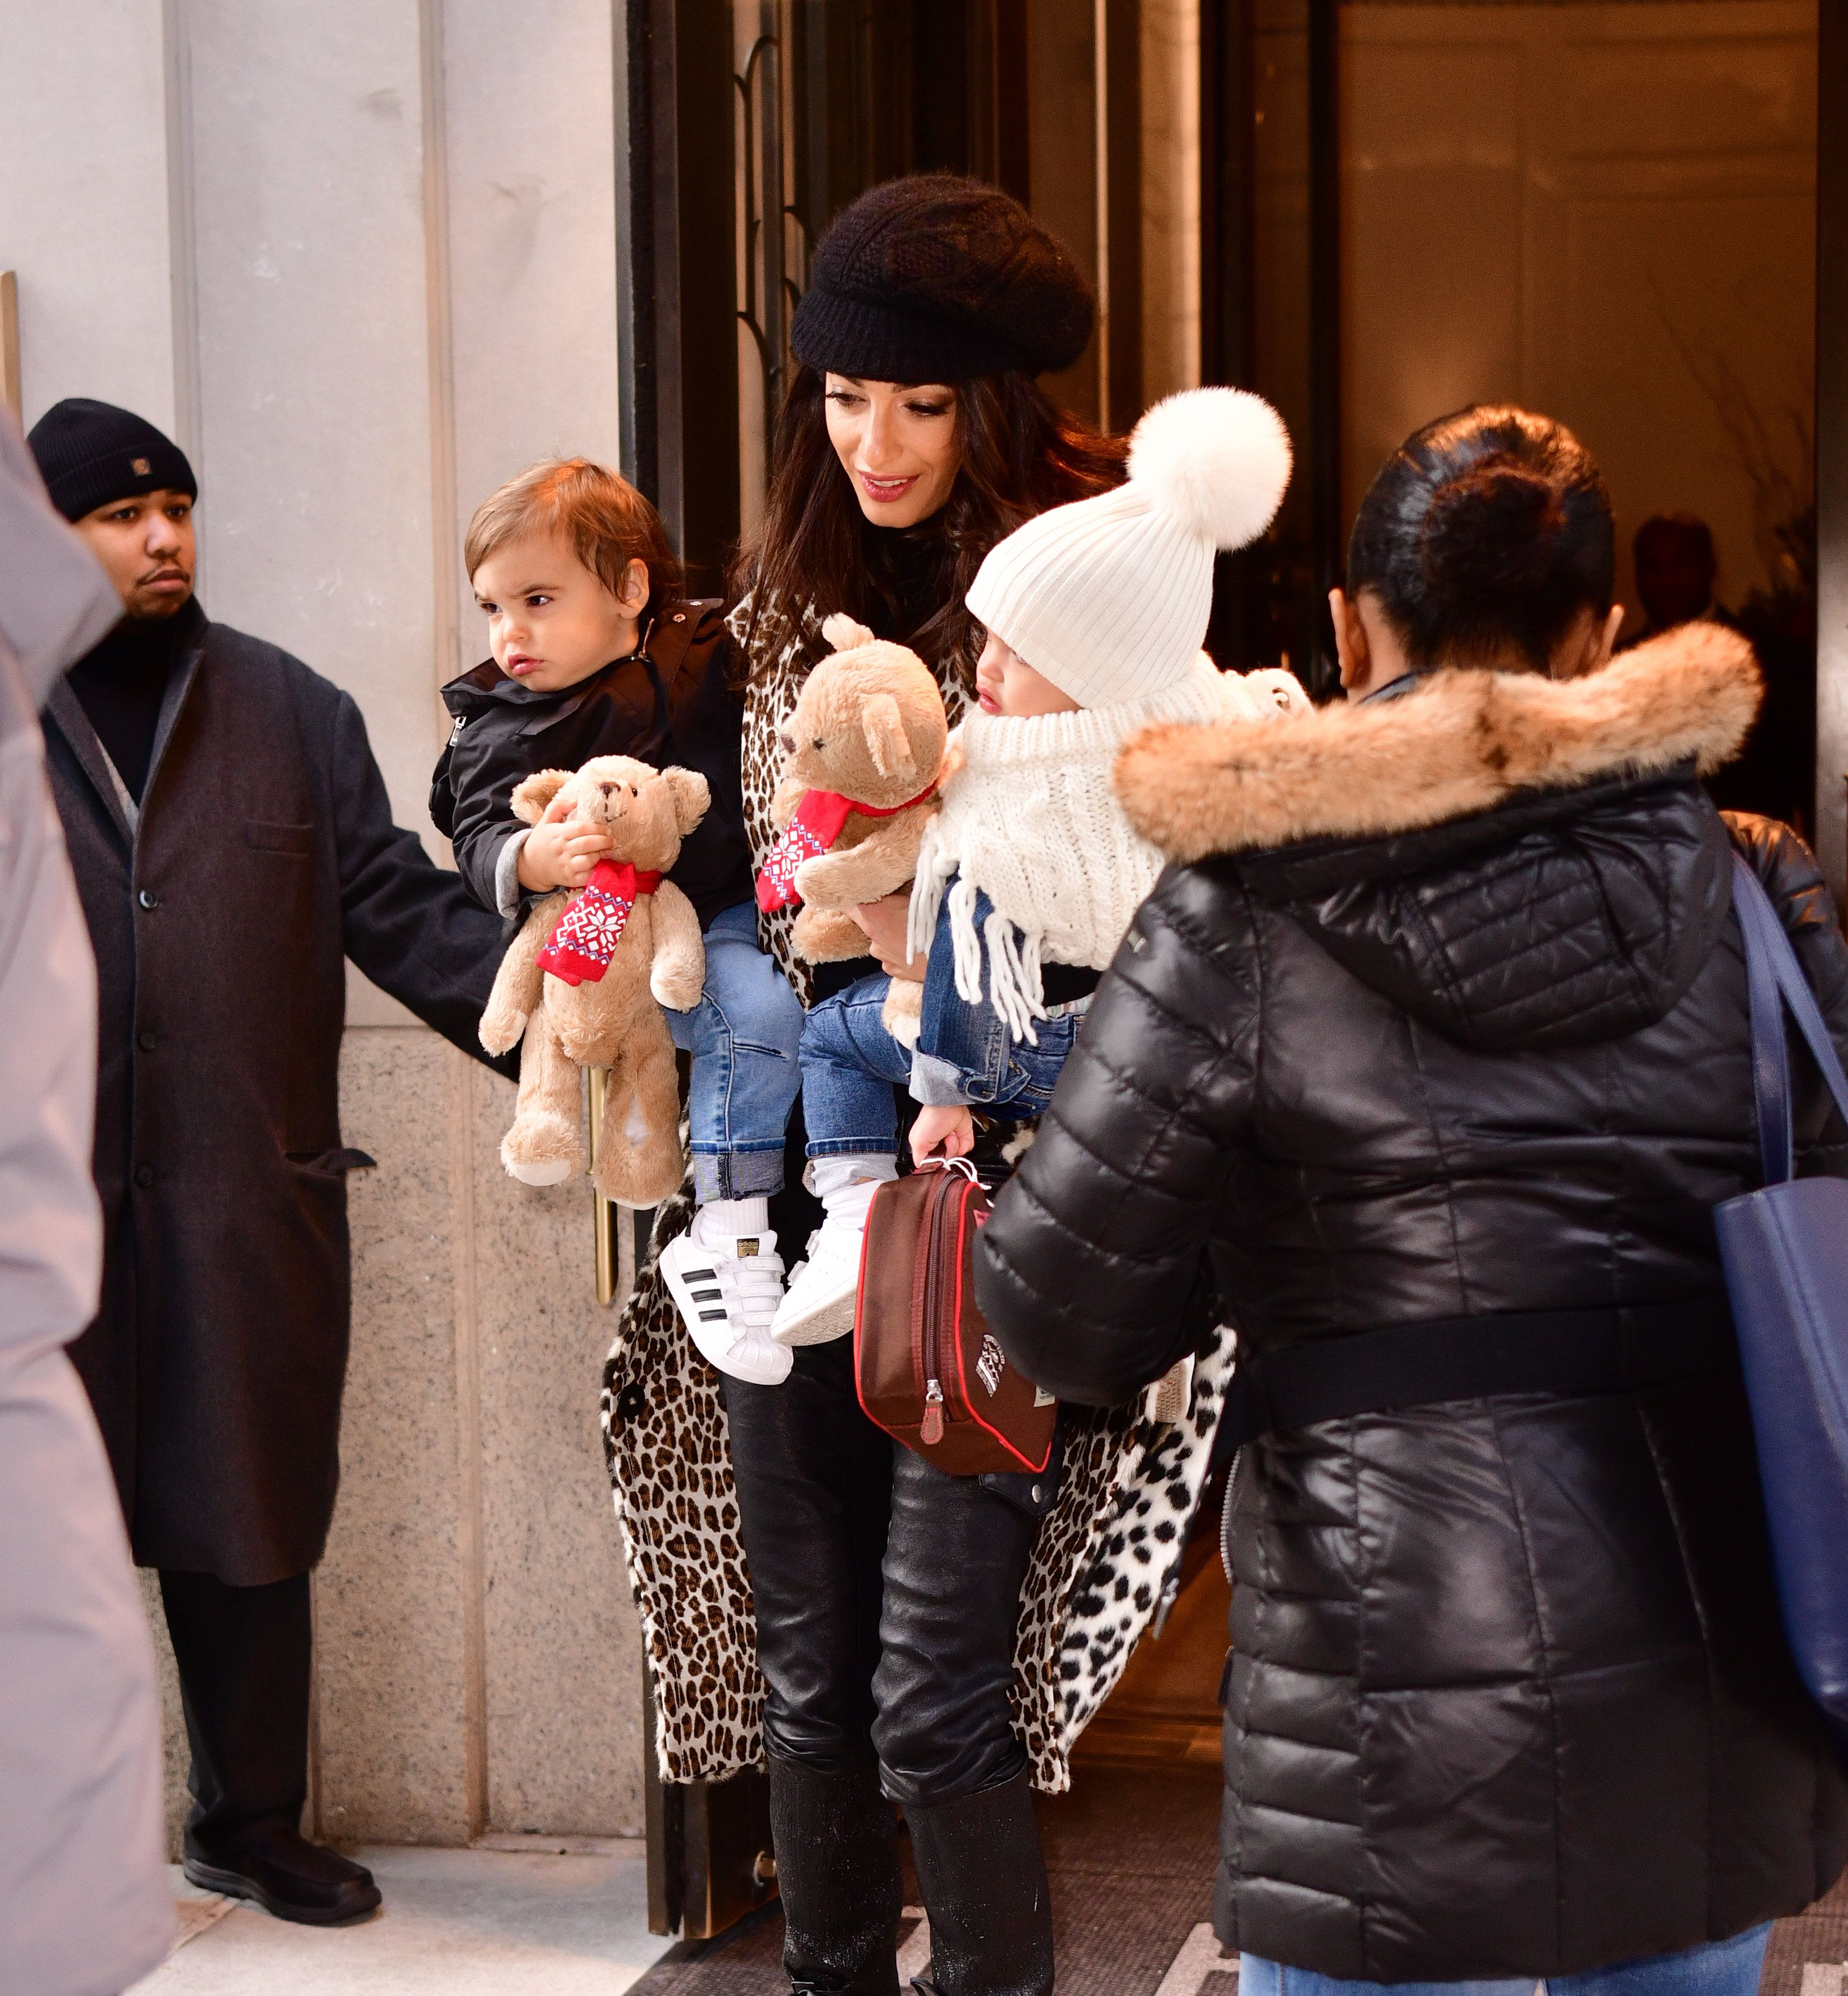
left=598, top=177, right=1235, bottom=1996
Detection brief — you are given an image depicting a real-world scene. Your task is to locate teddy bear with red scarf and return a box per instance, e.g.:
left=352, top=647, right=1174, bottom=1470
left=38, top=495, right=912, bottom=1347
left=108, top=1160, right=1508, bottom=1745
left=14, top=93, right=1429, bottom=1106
left=480, top=754, right=709, bottom=1207
left=758, top=614, right=949, bottom=1043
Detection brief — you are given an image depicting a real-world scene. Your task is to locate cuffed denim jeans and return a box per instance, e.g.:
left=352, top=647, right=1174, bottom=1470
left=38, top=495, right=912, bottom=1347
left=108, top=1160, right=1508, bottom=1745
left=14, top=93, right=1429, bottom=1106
left=1238, top=1925, right=1771, bottom=1996
left=798, top=886, right=1079, bottom=1158
left=665, top=900, right=804, bottom=1200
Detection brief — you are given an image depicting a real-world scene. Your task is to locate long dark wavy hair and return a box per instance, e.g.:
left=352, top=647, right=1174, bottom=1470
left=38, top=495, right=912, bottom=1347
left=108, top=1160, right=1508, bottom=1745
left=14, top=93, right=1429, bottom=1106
left=732, top=363, right=1125, bottom=682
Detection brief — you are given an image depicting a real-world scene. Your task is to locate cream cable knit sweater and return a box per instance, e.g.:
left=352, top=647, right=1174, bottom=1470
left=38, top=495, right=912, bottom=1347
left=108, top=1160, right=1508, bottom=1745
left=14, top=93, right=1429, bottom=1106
left=907, top=656, right=1303, bottom=1038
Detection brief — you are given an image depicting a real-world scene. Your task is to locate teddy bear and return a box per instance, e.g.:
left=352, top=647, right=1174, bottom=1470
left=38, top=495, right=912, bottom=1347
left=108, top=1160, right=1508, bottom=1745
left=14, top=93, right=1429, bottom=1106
left=756, top=613, right=949, bottom=1043
left=478, top=754, right=709, bottom=1208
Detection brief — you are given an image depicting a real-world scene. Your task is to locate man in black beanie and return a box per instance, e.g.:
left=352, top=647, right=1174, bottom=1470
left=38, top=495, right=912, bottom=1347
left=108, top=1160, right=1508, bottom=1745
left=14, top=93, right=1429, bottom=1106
left=29, top=398, right=511, bottom=1926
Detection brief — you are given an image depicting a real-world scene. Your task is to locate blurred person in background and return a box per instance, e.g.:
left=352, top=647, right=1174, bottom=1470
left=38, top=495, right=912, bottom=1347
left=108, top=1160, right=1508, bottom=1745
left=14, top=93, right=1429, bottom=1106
left=1624, top=511, right=1741, bottom=647
left=0, top=408, right=172, bottom=1995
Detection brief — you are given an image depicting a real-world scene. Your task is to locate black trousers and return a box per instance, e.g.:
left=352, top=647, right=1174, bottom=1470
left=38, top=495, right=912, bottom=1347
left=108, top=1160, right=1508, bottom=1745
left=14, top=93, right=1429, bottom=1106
left=159, top=1568, right=311, bottom=1854
left=721, top=1340, right=1052, bottom=1809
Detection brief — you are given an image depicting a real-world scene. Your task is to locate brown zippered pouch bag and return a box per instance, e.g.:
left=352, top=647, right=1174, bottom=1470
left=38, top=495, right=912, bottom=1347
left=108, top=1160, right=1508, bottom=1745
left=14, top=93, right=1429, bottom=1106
left=853, top=1159, right=1056, bottom=1475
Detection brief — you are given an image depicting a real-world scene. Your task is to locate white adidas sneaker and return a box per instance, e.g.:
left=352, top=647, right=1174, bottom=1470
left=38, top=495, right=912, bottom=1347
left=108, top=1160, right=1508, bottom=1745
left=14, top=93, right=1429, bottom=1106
left=770, top=1210, right=867, bottom=1349
left=660, top=1226, right=792, bottom=1385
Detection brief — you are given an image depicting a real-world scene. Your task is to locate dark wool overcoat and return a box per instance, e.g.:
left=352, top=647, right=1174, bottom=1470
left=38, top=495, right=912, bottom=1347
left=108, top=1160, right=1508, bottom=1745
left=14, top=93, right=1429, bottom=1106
left=44, top=600, right=510, bottom=1584
left=978, top=625, right=1848, bottom=1982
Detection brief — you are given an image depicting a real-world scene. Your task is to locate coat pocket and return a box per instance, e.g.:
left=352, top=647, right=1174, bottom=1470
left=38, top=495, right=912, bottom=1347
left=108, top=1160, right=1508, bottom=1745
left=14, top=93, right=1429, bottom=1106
left=285, top=1148, right=378, bottom=1177
left=247, top=819, right=316, bottom=856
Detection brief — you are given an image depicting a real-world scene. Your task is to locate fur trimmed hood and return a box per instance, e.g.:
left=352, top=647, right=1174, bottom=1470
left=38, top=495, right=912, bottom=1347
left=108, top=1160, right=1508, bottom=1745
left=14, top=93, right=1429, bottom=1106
left=1115, top=621, right=1760, bottom=862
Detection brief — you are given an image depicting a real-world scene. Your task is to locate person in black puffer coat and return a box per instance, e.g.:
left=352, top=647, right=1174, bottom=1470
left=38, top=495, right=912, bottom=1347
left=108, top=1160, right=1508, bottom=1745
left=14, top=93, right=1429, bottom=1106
left=975, top=405, right=1848, bottom=1996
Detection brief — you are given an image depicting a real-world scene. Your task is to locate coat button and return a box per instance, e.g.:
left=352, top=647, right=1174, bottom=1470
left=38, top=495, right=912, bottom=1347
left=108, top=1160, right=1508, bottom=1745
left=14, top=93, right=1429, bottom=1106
left=137, top=1030, right=157, bottom=1052
left=137, top=888, right=160, bottom=910
left=1031, top=1485, right=1042, bottom=1504
left=133, top=1163, right=155, bottom=1188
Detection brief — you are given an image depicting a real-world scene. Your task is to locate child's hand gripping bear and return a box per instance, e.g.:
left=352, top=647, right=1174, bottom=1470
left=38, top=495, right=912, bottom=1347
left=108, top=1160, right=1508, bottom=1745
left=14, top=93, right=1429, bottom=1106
left=756, top=613, right=949, bottom=1045
left=479, top=754, right=710, bottom=1208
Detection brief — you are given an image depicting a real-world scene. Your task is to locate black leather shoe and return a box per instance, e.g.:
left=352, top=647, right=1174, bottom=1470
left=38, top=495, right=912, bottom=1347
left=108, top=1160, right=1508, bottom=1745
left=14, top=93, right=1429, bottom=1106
left=183, top=1823, right=382, bottom=1925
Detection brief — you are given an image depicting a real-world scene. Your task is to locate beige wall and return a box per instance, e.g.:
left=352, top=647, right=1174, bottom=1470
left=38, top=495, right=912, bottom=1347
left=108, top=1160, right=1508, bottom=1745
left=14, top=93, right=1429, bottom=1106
left=1140, top=0, right=1202, bottom=409
left=2, top=0, right=646, bottom=1849
left=1340, top=0, right=1818, bottom=639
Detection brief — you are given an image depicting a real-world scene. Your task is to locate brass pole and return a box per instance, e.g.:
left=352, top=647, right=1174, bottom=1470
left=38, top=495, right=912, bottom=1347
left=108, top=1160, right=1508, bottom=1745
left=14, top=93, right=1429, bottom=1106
left=587, top=1068, right=620, bottom=1305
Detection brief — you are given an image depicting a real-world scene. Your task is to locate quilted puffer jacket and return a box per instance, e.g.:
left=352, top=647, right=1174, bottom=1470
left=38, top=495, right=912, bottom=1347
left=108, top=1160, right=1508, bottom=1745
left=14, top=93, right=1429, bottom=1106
left=976, top=623, right=1848, bottom=1982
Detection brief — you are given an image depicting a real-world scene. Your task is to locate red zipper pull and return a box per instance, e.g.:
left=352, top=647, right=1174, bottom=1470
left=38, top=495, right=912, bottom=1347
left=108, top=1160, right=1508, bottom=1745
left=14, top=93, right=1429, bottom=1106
left=921, top=1381, right=945, bottom=1445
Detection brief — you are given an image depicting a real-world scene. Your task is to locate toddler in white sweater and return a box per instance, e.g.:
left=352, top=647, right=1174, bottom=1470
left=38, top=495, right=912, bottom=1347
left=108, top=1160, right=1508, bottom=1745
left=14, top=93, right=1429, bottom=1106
left=772, top=388, right=1307, bottom=1346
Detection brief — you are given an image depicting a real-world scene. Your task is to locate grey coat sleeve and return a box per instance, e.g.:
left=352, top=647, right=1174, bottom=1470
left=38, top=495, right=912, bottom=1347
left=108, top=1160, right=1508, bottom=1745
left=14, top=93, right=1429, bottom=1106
left=329, top=689, right=516, bottom=1073
left=0, top=425, right=175, bottom=1989
left=973, top=868, right=1262, bottom=1407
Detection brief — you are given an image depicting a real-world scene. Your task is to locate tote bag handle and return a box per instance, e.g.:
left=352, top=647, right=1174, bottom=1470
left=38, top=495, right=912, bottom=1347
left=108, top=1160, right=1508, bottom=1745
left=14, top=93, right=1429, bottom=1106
left=1731, top=853, right=1848, bottom=1184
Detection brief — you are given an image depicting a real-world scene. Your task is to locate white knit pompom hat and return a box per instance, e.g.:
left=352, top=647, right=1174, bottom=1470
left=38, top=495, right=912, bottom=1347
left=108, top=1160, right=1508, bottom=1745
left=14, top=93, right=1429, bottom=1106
left=964, top=386, right=1292, bottom=707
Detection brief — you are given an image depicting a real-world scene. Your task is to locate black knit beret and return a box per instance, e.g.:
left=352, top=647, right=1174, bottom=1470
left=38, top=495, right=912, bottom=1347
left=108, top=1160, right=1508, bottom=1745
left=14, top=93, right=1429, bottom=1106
left=26, top=398, right=197, bottom=523
left=790, top=175, right=1095, bottom=383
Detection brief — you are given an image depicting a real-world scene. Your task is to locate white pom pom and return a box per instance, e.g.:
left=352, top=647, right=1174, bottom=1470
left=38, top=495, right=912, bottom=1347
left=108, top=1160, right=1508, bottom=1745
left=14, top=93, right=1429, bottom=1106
left=820, top=612, right=877, bottom=653
left=1127, top=388, right=1293, bottom=551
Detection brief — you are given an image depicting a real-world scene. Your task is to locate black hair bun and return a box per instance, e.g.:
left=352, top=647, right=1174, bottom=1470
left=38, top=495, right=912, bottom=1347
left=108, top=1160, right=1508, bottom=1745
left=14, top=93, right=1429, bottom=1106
left=1420, top=457, right=1569, bottom=620
left=1345, top=406, right=1614, bottom=672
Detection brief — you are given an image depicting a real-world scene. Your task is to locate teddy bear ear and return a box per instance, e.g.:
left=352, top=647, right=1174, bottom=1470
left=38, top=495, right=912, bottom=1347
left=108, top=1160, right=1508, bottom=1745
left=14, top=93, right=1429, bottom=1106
left=510, top=768, right=574, bottom=825
left=663, top=766, right=711, bottom=835
left=860, top=693, right=916, bottom=781
left=821, top=612, right=877, bottom=654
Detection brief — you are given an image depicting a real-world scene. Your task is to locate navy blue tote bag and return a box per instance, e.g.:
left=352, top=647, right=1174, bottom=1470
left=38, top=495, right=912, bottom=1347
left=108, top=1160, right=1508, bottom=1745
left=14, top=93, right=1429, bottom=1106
left=1715, top=853, right=1848, bottom=1742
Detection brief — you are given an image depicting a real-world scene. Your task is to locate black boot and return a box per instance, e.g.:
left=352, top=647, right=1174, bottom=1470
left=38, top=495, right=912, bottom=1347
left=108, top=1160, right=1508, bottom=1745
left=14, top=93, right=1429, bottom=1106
left=903, top=1774, right=1053, bottom=1996
left=768, top=1753, right=903, bottom=1995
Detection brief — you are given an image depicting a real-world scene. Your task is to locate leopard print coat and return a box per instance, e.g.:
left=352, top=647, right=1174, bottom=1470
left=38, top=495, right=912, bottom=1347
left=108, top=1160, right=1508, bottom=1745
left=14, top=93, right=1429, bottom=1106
left=598, top=591, right=1234, bottom=1790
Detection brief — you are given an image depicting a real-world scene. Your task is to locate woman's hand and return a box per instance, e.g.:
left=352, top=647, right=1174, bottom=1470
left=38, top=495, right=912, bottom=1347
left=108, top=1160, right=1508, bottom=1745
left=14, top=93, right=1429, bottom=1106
left=910, top=1104, right=974, bottom=1165
left=516, top=796, right=611, bottom=892
left=851, top=892, right=928, bottom=982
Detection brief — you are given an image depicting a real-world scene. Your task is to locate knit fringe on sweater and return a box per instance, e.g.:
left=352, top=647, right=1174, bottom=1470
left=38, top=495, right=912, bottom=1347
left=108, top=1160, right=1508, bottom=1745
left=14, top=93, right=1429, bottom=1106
left=907, top=657, right=1303, bottom=1040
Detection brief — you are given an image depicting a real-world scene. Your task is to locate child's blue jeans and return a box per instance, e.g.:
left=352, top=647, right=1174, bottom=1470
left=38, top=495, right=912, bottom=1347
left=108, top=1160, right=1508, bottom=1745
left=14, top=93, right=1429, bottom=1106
left=665, top=900, right=804, bottom=1200
left=799, top=887, right=1080, bottom=1158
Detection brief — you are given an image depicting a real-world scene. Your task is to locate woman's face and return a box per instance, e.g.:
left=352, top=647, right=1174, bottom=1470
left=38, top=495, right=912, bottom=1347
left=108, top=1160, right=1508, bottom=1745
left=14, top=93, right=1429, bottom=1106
left=824, top=375, right=961, bottom=528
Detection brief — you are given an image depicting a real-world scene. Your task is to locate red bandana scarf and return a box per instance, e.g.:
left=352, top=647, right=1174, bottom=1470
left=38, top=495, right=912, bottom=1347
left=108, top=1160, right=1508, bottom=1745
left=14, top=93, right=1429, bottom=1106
left=538, top=860, right=664, bottom=986
left=755, top=785, right=936, bottom=913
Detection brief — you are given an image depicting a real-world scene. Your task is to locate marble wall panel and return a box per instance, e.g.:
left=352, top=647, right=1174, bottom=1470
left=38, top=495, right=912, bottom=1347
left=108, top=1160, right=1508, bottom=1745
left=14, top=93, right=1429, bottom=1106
left=183, top=0, right=444, bottom=832
left=135, top=1569, right=191, bottom=1860
left=0, top=0, right=180, bottom=429
left=470, top=1063, right=646, bottom=1838
left=316, top=1027, right=477, bottom=1845
left=440, top=0, right=623, bottom=673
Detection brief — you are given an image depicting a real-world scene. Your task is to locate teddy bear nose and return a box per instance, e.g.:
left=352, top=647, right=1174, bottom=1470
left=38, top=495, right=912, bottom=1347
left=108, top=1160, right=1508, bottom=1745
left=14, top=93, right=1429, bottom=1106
left=778, top=729, right=795, bottom=754
left=597, top=781, right=616, bottom=797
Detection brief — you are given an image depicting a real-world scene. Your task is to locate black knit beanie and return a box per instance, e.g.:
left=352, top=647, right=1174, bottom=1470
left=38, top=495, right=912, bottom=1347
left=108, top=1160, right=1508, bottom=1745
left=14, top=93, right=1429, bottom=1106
left=790, top=175, right=1095, bottom=383
left=26, top=399, right=197, bottom=523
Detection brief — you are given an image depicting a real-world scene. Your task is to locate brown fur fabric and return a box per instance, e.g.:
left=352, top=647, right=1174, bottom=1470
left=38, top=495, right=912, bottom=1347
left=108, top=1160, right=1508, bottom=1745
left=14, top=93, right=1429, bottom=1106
left=1115, top=622, right=1761, bottom=863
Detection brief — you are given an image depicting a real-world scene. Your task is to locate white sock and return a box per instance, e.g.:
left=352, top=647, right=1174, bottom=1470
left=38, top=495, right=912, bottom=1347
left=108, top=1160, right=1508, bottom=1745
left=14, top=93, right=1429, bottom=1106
left=693, top=1196, right=770, bottom=1249
left=814, top=1157, right=902, bottom=1197
left=810, top=1154, right=897, bottom=1207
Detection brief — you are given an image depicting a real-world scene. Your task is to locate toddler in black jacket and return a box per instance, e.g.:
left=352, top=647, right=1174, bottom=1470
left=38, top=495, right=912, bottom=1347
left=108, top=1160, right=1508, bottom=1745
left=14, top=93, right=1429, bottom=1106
left=431, top=458, right=800, bottom=1384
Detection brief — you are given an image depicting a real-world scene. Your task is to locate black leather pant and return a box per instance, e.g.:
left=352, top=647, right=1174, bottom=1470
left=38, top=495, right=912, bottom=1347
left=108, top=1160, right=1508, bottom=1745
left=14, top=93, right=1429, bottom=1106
left=721, top=1340, right=1053, bottom=1809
